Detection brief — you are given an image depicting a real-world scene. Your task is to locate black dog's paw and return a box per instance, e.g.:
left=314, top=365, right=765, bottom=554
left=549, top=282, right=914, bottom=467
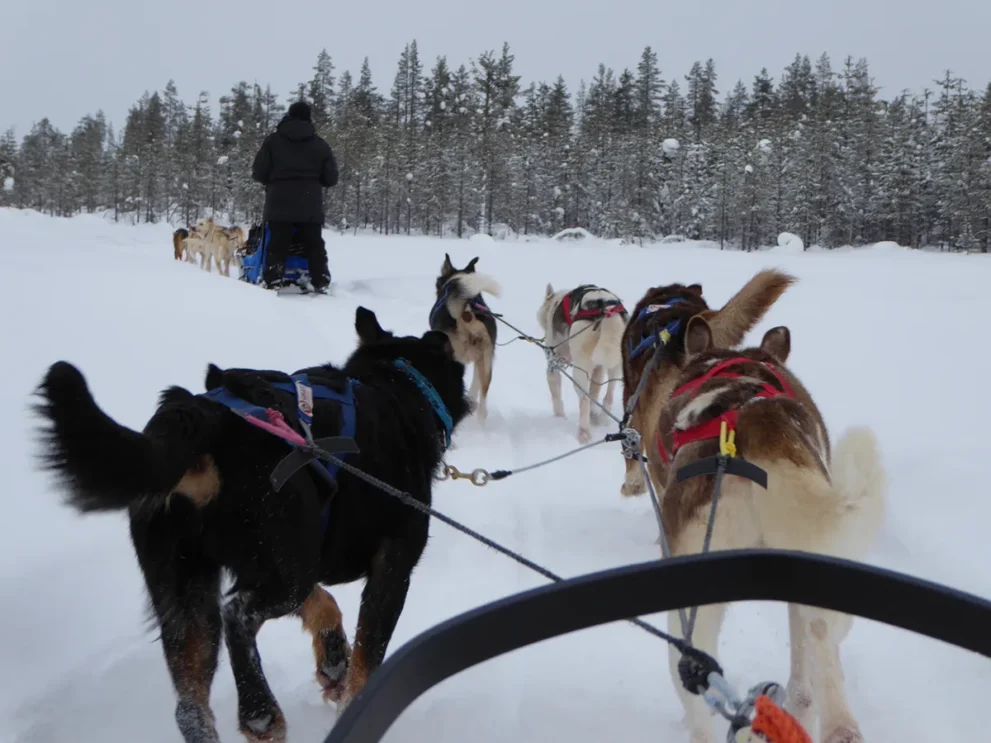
left=315, top=628, right=351, bottom=703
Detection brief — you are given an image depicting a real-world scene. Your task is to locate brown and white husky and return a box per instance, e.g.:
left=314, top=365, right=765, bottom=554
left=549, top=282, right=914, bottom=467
left=654, top=316, right=887, bottom=743
left=618, top=269, right=796, bottom=498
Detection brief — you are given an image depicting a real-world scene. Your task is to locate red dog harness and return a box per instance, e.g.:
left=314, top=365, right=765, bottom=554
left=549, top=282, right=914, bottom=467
left=561, top=292, right=626, bottom=326
left=657, top=357, right=795, bottom=464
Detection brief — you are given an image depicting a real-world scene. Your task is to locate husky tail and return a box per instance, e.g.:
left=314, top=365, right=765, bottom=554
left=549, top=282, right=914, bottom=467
left=827, top=425, right=888, bottom=561
left=451, top=272, right=502, bottom=300
left=750, top=424, right=887, bottom=565
left=702, top=269, right=796, bottom=348
left=33, top=361, right=219, bottom=513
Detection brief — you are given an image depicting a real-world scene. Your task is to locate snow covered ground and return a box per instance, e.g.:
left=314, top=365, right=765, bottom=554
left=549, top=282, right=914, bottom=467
left=2, top=207, right=989, bottom=742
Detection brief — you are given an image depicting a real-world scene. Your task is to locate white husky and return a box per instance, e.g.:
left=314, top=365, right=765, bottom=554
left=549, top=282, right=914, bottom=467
left=536, top=283, right=629, bottom=443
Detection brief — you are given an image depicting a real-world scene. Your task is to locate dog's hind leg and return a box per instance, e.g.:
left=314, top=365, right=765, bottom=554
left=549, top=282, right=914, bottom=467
left=130, top=510, right=223, bottom=743
left=467, top=361, right=480, bottom=404
left=800, top=607, right=863, bottom=743
left=298, top=585, right=352, bottom=704
left=668, top=602, right=728, bottom=743
left=602, top=365, right=619, bottom=417
left=666, top=486, right=756, bottom=742
left=477, top=342, right=493, bottom=424
left=161, top=603, right=224, bottom=743
left=338, top=537, right=421, bottom=713
left=158, top=581, right=224, bottom=743
left=785, top=602, right=818, bottom=735
left=546, top=343, right=568, bottom=419
left=546, top=360, right=565, bottom=418
left=222, top=589, right=307, bottom=743
left=571, top=366, right=593, bottom=443
left=588, top=365, right=607, bottom=425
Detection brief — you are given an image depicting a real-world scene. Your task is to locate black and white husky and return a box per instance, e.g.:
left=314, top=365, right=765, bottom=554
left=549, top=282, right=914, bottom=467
left=430, top=254, right=502, bottom=424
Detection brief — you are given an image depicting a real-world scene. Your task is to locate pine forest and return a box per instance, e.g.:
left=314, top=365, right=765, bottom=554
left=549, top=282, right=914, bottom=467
left=2, top=44, right=990, bottom=251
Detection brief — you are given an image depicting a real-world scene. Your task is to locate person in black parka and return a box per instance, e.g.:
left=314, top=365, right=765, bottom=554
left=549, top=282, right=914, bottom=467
left=251, top=100, right=338, bottom=291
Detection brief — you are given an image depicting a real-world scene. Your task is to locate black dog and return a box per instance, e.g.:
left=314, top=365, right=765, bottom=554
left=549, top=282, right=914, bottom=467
left=32, top=306, right=470, bottom=743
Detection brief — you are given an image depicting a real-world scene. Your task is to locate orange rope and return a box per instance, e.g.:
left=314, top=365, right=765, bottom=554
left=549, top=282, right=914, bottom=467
left=748, top=694, right=813, bottom=743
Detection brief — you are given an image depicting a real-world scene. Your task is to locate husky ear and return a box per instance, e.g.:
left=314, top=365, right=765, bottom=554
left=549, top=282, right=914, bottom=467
left=760, top=326, right=791, bottom=363
left=440, top=253, right=455, bottom=277
left=684, top=315, right=713, bottom=357
left=545, top=282, right=554, bottom=298
left=686, top=283, right=703, bottom=296
left=465, top=257, right=479, bottom=272
left=355, top=306, right=386, bottom=344
left=204, top=363, right=223, bottom=391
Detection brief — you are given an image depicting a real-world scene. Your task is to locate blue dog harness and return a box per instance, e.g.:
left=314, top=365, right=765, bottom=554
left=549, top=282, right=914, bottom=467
left=429, top=282, right=493, bottom=330
left=202, top=374, right=359, bottom=532
left=627, top=297, right=687, bottom=359
left=429, top=284, right=453, bottom=328
left=201, top=360, right=454, bottom=532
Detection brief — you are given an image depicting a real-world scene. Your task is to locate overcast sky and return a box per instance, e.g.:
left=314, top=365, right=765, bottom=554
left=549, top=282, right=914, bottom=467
left=3, top=0, right=989, bottom=136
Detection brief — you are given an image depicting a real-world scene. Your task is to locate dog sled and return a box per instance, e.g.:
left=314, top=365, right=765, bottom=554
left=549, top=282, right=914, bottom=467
left=237, top=222, right=318, bottom=293
left=323, top=549, right=991, bottom=743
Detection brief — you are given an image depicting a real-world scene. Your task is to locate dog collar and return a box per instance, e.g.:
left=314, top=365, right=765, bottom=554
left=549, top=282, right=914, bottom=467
left=393, top=358, right=453, bottom=450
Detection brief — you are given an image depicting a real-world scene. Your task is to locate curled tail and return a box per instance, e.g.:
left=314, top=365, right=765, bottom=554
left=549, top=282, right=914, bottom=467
left=828, top=425, right=888, bottom=561
left=33, top=361, right=219, bottom=513
left=453, top=272, right=502, bottom=300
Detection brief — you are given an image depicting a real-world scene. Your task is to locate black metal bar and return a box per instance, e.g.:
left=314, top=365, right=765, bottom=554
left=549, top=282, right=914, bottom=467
left=323, top=549, right=991, bottom=743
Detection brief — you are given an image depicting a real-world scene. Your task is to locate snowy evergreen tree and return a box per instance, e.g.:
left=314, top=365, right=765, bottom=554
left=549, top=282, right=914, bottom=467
left=69, top=113, right=107, bottom=213
left=308, top=49, right=336, bottom=134
left=3, top=45, right=989, bottom=250
left=472, top=43, right=521, bottom=234
left=0, top=128, right=17, bottom=207
left=421, top=56, right=457, bottom=235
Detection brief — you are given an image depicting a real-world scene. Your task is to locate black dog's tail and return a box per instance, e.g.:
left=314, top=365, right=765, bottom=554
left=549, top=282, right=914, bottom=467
left=33, top=361, right=217, bottom=513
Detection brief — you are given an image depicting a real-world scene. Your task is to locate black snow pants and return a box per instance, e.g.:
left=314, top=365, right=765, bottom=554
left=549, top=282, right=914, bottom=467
left=263, top=221, right=330, bottom=289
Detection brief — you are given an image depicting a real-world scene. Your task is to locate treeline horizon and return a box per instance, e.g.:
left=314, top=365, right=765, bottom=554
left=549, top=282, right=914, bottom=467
left=1, top=42, right=989, bottom=251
